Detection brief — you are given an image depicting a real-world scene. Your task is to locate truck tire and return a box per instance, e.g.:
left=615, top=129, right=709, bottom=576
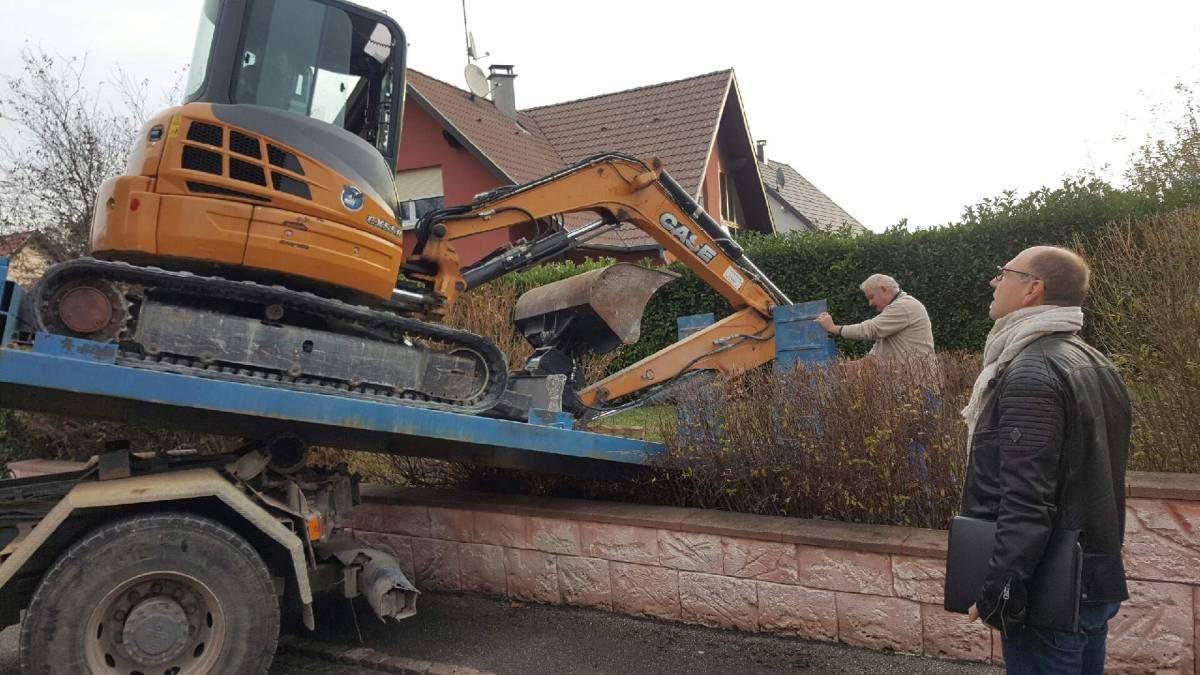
left=19, top=512, right=280, bottom=674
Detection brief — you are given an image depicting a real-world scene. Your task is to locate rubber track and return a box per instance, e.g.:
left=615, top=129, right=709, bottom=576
left=33, top=258, right=508, bottom=414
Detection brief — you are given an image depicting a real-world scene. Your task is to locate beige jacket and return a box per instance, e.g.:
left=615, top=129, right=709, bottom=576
left=840, top=291, right=934, bottom=359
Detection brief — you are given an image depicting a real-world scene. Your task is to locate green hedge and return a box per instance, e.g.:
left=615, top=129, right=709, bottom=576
left=497, top=179, right=1200, bottom=369
left=493, top=257, right=615, bottom=294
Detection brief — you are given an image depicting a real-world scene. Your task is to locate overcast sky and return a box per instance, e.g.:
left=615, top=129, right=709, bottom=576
left=3, top=0, right=1198, bottom=231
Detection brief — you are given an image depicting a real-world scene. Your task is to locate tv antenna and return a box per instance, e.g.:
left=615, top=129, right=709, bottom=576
left=462, top=0, right=492, bottom=98
left=462, top=0, right=490, bottom=64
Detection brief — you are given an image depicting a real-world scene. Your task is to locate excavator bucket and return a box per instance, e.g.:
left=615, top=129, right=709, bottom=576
left=514, top=263, right=679, bottom=356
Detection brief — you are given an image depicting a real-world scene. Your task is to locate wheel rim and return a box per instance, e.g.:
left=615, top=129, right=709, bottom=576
left=84, top=571, right=225, bottom=675
left=45, top=278, right=128, bottom=341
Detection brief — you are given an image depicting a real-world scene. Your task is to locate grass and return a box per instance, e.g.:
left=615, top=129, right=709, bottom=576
left=587, top=406, right=678, bottom=441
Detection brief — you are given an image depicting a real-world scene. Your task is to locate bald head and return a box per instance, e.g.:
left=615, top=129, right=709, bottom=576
left=1024, top=245, right=1091, bottom=306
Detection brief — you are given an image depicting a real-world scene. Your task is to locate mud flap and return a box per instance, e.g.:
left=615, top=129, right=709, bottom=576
left=317, top=539, right=419, bottom=621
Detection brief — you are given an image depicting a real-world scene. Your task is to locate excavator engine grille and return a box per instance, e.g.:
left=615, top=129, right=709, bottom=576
left=186, top=121, right=223, bottom=147
left=272, top=172, right=311, bottom=200
left=230, top=158, right=267, bottom=187
left=181, top=146, right=222, bottom=175
left=267, top=145, right=305, bottom=174
left=229, top=130, right=262, bottom=159
left=180, top=120, right=311, bottom=201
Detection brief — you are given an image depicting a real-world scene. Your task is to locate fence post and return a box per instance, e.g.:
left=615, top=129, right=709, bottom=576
left=675, top=313, right=717, bottom=448
left=771, top=301, right=836, bottom=442
left=676, top=312, right=715, bottom=340
left=773, top=300, right=837, bottom=371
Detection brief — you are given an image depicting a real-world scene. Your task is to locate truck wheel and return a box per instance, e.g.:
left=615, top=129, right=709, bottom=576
left=20, top=512, right=280, bottom=674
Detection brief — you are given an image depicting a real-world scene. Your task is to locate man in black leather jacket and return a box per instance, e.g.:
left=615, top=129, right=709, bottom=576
left=958, top=245, right=1131, bottom=674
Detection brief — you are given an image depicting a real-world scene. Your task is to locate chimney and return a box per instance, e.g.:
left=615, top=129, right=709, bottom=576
left=756, top=140, right=767, bottom=164
left=488, top=65, right=518, bottom=120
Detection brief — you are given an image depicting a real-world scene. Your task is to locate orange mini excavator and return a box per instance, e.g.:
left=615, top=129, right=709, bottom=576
left=30, top=0, right=792, bottom=420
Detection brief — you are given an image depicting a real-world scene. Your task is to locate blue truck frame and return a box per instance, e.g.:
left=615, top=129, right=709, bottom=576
left=0, top=256, right=665, bottom=476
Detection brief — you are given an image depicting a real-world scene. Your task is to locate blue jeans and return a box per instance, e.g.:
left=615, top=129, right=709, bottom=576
left=1001, top=602, right=1121, bottom=674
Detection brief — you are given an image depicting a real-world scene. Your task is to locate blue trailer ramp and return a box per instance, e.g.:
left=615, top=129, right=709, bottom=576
left=0, top=257, right=664, bottom=476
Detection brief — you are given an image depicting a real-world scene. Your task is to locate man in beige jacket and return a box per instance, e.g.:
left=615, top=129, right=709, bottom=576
left=816, top=274, right=934, bottom=359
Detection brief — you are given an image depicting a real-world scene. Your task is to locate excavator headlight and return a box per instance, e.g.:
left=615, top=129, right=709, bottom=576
left=147, top=125, right=164, bottom=142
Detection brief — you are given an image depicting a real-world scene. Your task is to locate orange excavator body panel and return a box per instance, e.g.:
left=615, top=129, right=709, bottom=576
left=90, top=103, right=405, bottom=300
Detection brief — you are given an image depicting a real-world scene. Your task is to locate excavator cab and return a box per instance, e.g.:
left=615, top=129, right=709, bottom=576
left=186, top=0, right=405, bottom=167
left=85, top=0, right=411, bottom=302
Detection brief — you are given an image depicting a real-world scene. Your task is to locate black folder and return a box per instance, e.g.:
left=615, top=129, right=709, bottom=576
left=943, top=515, right=1082, bottom=633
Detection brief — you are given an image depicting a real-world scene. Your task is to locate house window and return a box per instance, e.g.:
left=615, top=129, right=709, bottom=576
left=718, top=171, right=743, bottom=228
left=397, top=196, right=445, bottom=223
left=394, top=166, right=445, bottom=228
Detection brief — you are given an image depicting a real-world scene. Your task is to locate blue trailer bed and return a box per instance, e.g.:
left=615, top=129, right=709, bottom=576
left=0, top=257, right=664, bottom=476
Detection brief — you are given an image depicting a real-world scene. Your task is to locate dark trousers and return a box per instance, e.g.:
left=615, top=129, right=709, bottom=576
left=1001, top=602, right=1121, bottom=674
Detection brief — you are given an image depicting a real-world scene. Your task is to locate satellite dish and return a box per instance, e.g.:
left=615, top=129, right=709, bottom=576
left=467, top=32, right=478, bottom=60
left=465, top=63, right=490, bottom=98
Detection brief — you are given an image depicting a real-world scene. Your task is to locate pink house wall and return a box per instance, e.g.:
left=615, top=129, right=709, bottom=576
left=395, top=99, right=518, bottom=265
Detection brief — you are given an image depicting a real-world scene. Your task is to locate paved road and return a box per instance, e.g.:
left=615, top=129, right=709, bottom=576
left=297, top=592, right=999, bottom=675
left=1, top=592, right=1003, bottom=674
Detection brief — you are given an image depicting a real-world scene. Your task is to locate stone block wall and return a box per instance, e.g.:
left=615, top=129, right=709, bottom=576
left=351, top=472, right=1200, bottom=672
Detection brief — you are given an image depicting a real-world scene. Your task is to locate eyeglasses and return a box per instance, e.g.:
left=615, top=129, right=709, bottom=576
left=994, top=266, right=1040, bottom=282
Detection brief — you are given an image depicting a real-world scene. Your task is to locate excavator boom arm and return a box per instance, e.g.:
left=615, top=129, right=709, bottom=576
left=416, top=154, right=788, bottom=311
left=419, top=153, right=792, bottom=411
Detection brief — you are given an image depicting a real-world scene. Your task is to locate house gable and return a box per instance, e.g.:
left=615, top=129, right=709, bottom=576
left=524, top=70, right=731, bottom=198
left=396, top=94, right=503, bottom=206
left=405, top=70, right=563, bottom=185
left=398, top=68, right=778, bottom=262
left=707, top=76, right=773, bottom=233
left=761, top=159, right=864, bottom=234
left=0, top=230, right=67, bottom=286
left=523, top=70, right=773, bottom=250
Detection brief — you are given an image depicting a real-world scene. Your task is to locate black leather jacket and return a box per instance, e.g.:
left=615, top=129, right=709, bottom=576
left=960, top=332, right=1131, bottom=632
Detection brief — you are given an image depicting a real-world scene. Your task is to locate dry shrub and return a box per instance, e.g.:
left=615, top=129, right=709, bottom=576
left=442, top=279, right=616, bottom=383
left=653, top=355, right=979, bottom=528
left=1083, top=207, right=1200, bottom=471
left=442, top=281, right=533, bottom=374
left=0, top=410, right=240, bottom=464
left=390, top=354, right=980, bottom=530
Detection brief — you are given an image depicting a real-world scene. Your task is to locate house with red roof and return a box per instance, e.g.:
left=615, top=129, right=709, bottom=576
left=394, top=67, right=784, bottom=266
left=755, top=141, right=865, bottom=234
left=0, top=230, right=65, bottom=286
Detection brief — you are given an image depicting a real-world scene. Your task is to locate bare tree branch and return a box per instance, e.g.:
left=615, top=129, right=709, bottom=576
left=0, top=45, right=176, bottom=255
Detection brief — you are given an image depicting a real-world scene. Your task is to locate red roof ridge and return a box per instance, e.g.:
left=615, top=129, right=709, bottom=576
left=407, top=68, right=470, bottom=94
left=762, top=158, right=863, bottom=232
left=0, top=230, right=36, bottom=256
left=521, top=69, right=733, bottom=113
left=408, top=69, right=564, bottom=157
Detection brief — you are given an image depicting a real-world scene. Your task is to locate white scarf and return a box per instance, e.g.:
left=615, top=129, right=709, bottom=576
left=961, top=305, right=1084, bottom=440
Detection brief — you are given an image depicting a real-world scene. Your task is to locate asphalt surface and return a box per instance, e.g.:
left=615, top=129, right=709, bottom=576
left=295, top=592, right=1000, bottom=675
left=1, top=592, right=1004, bottom=674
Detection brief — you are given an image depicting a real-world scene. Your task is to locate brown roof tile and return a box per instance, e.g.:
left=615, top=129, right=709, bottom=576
left=762, top=160, right=864, bottom=233
left=406, top=70, right=565, bottom=184
left=524, top=70, right=732, bottom=196
left=554, top=214, right=656, bottom=250
left=524, top=71, right=732, bottom=251
left=580, top=224, right=658, bottom=250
